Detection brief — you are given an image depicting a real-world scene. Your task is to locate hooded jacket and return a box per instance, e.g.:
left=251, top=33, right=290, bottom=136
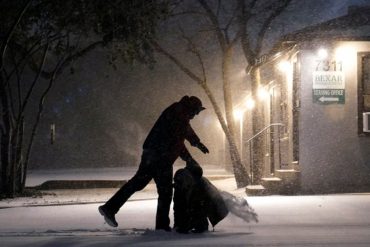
left=143, top=97, right=201, bottom=163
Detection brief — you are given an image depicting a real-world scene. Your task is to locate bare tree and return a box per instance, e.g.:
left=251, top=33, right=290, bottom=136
left=0, top=0, right=168, bottom=197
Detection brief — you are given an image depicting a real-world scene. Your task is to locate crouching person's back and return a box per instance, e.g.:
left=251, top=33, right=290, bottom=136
left=173, top=166, right=229, bottom=234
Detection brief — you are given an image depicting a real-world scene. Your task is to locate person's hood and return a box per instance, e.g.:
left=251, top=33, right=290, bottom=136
left=179, top=95, right=205, bottom=115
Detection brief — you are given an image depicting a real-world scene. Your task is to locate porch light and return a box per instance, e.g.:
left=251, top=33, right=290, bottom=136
left=245, top=98, right=255, bottom=110
left=278, top=60, right=290, bottom=72
left=318, top=48, right=328, bottom=59
left=258, top=87, right=269, bottom=100
left=335, top=45, right=354, bottom=60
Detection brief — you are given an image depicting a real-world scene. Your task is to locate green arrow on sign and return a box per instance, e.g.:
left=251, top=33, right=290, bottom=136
left=319, top=96, right=339, bottom=102
left=313, top=89, right=345, bottom=104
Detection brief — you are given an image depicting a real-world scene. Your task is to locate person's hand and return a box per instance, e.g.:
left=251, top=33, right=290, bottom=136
left=197, top=142, right=209, bottom=154
left=186, top=159, right=203, bottom=179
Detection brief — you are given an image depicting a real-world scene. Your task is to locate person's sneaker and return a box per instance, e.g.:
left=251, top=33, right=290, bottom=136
left=98, top=205, right=118, bottom=227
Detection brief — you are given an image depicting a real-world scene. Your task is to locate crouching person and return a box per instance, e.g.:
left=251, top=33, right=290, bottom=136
left=173, top=161, right=229, bottom=234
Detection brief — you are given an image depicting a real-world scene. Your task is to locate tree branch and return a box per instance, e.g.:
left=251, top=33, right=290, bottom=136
left=223, top=2, right=239, bottom=35
left=230, top=30, right=242, bottom=48
left=255, top=0, right=291, bottom=55
left=169, top=10, right=205, bottom=17
left=2, top=67, right=16, bottom=127
left=151, top=40, right=204, bottom=84
left=0, top=0, right=32, bottom=69
left=197, top=0, right=227, bottom=51
left=40, top=40, right=105, bottom=78
left=179, top=29, right=207, bottom=82
left=9, top=47, right=24, bottom=116
left=239, top=0, right=256, bottom=65
left=20, top=42, right=49, bottom=116
left=5, top=38, right=43, bottom=82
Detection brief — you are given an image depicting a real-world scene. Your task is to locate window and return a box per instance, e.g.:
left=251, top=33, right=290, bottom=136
left=358, top=53, right=370, bottom=135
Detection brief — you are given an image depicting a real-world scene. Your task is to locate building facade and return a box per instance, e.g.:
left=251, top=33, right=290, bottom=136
left=246, top=6, right=370, bottom=194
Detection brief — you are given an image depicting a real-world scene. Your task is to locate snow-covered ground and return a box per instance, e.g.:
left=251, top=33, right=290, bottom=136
left=1, top=168, right=370, bottom=246
left=1, top=193, right=370, bottom=246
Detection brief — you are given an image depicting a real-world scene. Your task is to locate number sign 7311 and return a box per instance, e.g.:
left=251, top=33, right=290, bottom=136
left=316, top=60, right=343, bottom=71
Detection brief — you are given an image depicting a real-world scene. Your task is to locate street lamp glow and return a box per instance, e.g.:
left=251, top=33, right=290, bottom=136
left=318, top=48, right=328, bottom=59
left=278, top=60, right=290, bottom=72
left=245, top=98, right=255, bottom=109
left=233, top=109, right=244, bottom=120
left=258, top=87, right=269, bottom=100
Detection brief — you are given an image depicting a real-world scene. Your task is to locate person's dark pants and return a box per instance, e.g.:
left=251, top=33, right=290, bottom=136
left=103, top=149, right=174, bottom=230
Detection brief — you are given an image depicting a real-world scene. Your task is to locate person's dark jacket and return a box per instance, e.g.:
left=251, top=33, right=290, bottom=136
left=143, top=98, right=201, bottom=163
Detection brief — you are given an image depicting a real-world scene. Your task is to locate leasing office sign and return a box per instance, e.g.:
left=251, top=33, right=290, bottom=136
left=313, top=61, right=345, bottom=104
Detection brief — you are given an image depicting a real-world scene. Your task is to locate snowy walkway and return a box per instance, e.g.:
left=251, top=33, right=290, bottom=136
left=1, top=168, right=370, bottom=246
left=1, top=188, right=370, bottom=246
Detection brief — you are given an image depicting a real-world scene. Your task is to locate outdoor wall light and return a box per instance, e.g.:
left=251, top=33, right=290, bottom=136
left=318, top=48, right=328, bottom=59
left=278, top=60, right=290, bottom=72
left=258, top=87, right=269, bottom=101
left=245, top=98, right=255, bottom=110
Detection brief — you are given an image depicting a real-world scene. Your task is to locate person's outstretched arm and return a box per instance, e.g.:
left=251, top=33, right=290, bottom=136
left=185, top=125, right=209, bottom=154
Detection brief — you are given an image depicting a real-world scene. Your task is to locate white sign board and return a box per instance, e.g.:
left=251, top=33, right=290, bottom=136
left=313, top=71, right=345, bottom=104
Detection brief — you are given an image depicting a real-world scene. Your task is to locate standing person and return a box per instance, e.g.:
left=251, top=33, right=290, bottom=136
left=98, top=96, right=209, bottom=231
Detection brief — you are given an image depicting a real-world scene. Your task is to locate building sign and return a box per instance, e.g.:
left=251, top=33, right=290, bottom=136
left=313, top=60, right=345, bottom=104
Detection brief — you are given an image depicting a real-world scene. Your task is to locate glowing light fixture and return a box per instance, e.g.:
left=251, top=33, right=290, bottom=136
left=245, top=98, right=255, bottom=110
left=278, top=60, right=290, bottom=72
left=335, top=46, right=354, bottom=60
left=233, top=109, right=244, bottom=120
left=318, top=48, right=328, bottom=59
left=258, top=87, right=269, bottom=100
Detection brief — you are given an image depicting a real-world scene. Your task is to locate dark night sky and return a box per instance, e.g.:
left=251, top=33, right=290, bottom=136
left=30, top=0, right=369, bottom=169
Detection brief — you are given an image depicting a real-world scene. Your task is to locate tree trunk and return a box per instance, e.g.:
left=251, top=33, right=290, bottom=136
left=0, top=133, right=11, bottom=195
left=221, top=47, right=249, bottom=187
left=17, top=119, right=25, bottom=193
left=199, top=80, right=249, bottom=188
left=0, top=76, right=14, bottom=197
left=250, top=67, right=265, bottom=184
